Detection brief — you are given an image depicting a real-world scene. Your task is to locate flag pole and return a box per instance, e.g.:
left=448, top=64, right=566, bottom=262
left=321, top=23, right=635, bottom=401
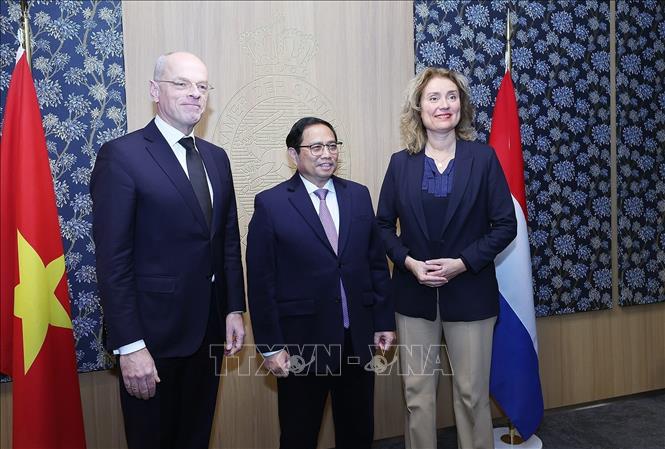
left=504, top=8, right=511, bottom=74
left=490, top=6, right=544, bottom=448
left=19, top=0, right=32, bottom=67
left=496, top=8, right=526, bottom=447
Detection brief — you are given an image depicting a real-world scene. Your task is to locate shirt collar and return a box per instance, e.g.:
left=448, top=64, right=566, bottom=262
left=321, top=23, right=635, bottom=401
left=299, top=174, right=335, bottom=195
left=154, top=115, right=195, bottom=148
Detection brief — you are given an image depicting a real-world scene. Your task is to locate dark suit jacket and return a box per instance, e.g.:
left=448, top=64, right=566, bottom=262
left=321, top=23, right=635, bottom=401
left=376, top=140, right=516, bottom=322
left=91, top=119, right=245, bottom=358
left=246, top=174, right=395, bottom=372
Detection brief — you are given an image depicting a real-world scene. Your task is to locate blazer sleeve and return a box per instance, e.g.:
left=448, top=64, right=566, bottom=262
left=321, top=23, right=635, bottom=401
left=220, top=157, right=246, bottom=313
left=246, top=194, right=284, bottom=352
left=458, top=150, right=517, bottom=273
left=376, top=154, right=411, bottom=271
left=364, top=186, right=396, bottom=332
left=90, top=143, right=144, bottom=350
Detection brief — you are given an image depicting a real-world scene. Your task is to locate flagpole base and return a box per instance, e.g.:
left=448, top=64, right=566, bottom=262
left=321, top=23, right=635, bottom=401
left=493, top=427, right=542, bottom=448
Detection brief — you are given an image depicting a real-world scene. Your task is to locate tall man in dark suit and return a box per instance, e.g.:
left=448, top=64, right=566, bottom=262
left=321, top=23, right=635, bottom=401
left=246, top=117, right=396, bottom=449
left=91, top=51, right=246, bottom=449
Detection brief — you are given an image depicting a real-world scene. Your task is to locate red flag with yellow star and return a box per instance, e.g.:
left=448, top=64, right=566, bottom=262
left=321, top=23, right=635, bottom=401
left=0, top=49, right=86, bottom=448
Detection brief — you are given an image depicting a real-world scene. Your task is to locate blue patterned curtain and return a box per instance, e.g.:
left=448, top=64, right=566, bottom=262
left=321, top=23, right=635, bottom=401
left=415, top=0, right=613, bottom=316
left=0, top=0, right=127, bottom=374
left=616, top=0, right=665, bottom=306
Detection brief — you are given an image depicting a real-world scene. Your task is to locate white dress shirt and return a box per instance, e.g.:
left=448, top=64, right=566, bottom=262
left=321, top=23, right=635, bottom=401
left=299, top=175, right=340, bottom=233
left=154, top=114, right=213, bottom=203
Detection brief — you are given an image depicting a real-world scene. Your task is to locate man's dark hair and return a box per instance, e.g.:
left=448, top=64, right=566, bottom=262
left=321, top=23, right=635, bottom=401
left=285, top=117, right=338, bottom=154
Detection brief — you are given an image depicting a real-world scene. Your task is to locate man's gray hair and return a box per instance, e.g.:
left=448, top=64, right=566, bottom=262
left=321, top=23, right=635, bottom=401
left=153, top=52, right=176, bottom=80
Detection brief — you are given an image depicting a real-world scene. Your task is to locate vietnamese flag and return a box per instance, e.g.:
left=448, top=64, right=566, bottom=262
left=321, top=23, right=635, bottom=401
left=0, top=49, right=86, bottom=448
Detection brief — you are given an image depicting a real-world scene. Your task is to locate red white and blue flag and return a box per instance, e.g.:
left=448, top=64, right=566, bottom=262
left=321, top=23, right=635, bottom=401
left=489, top=70, right=544, bottom=439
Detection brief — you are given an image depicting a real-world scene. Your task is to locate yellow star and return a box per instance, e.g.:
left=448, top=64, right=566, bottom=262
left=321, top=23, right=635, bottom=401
left=13, top=230, right=73, bottom=374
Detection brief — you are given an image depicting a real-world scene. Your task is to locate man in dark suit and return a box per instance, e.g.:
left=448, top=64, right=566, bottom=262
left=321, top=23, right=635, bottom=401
left=91, top=51, right=245, bottom=449
left=246, top=117, right=396, bottom=449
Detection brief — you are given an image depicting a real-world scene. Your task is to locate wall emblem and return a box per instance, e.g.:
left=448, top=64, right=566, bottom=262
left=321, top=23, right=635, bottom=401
left=214, top=19, right=349, bottom=243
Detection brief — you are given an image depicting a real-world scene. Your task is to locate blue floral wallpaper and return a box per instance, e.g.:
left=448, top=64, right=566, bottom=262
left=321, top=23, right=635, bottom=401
left=415, top=0, right=613, bottom=316
left=0, top=0, right=126, bottom=373
left=616, top=0, right=665, bottom=306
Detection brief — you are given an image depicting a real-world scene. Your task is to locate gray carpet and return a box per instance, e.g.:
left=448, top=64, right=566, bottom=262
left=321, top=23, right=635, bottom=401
left=372, top=390, right=665, bottom=449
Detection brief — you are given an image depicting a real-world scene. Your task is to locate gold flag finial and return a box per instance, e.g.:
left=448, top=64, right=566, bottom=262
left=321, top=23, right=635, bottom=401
left=505, top=9, right=511, bottom=73
left=19, top=0, right=32, bottom=66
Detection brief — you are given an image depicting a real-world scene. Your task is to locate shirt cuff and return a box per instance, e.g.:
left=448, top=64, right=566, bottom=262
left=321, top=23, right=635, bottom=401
left=261, top=350, right=282, bottom=358
left=114, top=340, right=146, bottom=355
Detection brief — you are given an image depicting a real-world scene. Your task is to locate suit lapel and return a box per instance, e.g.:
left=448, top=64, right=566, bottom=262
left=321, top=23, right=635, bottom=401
left=440, top=140, right=473, bottom=237
left=334, top=176, right=351, bottom=257
left=407, top=151, right=430, bottom=241
left=287, top=174, right=336, bottom=256
left=142, top=120, right=209, bottom=233
left=198, top=142, right=222, bottom=238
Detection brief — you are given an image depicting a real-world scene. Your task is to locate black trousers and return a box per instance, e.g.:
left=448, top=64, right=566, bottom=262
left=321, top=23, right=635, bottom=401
left=119, top=294, right=223, bottom=449
left=276, top=330, right=375, bottom=449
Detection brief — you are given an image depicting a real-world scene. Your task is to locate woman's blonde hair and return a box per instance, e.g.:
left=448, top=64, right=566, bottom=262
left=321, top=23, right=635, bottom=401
left=400, top=67, right=477, bottom=154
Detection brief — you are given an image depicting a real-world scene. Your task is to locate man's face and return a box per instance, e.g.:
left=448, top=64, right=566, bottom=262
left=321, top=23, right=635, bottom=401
left=288, top=124, right=338, bottom=188
left=150, top=53, right=209, bottom=135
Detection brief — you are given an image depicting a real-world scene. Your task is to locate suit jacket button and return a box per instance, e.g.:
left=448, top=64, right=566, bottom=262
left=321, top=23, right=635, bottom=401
left=335, top=297, right=341, bottom=303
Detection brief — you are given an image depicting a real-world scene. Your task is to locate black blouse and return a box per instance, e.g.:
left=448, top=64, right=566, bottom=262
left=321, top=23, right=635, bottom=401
left=422, top=156, right=455, bottom=257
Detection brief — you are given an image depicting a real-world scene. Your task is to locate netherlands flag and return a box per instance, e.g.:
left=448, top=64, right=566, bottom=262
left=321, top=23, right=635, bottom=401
left=489, top=70, right=544, bottom=439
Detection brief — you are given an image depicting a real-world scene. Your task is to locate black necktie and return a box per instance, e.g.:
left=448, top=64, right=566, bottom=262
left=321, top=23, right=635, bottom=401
left=179, top=137, right=212, bottom=227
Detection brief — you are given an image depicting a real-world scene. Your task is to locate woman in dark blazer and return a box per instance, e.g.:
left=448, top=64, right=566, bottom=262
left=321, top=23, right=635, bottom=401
left=377, top=67, right=517, bottom=449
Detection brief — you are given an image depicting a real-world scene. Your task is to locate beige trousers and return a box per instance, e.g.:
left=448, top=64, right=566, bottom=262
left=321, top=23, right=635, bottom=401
left=397, top=310, right=496, bottom=449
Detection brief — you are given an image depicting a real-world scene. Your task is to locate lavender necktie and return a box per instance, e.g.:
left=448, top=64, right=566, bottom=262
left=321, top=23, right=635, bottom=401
left=314, top=189, right=349, bottom=328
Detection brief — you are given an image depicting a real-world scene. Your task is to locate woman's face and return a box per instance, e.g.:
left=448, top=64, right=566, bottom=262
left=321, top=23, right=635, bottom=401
left=419, top=76, right=461, bottom=135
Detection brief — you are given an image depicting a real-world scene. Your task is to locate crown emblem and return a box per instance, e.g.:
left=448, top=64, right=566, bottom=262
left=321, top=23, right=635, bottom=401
left=240, top=21, right=317, bottom=76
